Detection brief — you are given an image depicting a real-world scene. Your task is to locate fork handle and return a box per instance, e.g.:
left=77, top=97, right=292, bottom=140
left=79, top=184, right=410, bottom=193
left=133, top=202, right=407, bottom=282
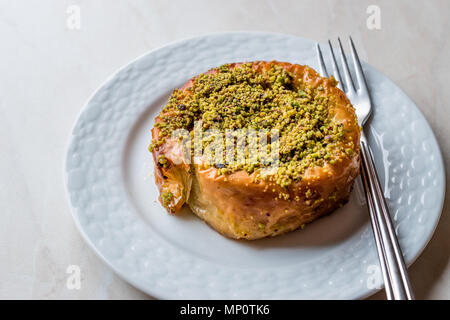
left=359, top=132, right=415, bottom=300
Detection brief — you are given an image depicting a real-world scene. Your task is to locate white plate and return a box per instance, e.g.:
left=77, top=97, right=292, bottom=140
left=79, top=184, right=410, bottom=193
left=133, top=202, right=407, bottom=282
left=64, top=32, right=445, bottom=299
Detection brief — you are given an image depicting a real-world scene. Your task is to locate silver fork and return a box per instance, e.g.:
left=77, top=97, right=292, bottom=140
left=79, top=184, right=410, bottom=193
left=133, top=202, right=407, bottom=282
left=316, top=37, right=415, bottom=300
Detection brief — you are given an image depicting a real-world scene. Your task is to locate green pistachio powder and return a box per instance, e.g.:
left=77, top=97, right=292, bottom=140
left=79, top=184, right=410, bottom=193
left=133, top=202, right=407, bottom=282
left=150, top=63, right=352, bottom=188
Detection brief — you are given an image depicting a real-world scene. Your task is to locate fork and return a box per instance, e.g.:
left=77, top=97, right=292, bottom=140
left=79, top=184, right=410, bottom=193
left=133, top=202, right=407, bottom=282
left=316, top=37, right=415, bottom=300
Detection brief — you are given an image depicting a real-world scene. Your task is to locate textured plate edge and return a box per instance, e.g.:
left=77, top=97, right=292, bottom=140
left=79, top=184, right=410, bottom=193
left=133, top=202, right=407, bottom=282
left=345, top=66, right=447, bottom=300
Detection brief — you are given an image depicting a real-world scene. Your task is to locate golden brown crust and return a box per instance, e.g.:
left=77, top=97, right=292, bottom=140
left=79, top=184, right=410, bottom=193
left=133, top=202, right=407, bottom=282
left=151, top=61, right=360, bottom=239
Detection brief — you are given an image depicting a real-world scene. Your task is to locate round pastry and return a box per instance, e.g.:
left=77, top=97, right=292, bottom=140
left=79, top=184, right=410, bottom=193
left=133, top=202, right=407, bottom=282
left=150, top=61, right=360, bottom=240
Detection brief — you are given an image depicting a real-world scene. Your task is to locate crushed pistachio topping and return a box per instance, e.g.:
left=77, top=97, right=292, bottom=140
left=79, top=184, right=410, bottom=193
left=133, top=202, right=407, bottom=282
left=157, top=155, right=169, bottom=168
left=151, top=62, right=355, bottom=187
left=161, top=191, right=173, bottom=206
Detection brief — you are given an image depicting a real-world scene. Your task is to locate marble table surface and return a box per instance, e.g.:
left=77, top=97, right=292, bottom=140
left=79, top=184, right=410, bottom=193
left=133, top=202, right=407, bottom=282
left=0, top=0, right=448, bottom=299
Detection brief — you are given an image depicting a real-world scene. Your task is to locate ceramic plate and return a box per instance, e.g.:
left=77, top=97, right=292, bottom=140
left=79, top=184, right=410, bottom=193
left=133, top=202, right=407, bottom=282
left=64, top=32, right=445, bottom=299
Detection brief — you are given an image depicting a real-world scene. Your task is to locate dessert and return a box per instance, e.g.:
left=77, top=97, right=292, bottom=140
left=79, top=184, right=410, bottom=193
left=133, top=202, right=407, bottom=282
left=150, top=61, right=360, bottom=240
